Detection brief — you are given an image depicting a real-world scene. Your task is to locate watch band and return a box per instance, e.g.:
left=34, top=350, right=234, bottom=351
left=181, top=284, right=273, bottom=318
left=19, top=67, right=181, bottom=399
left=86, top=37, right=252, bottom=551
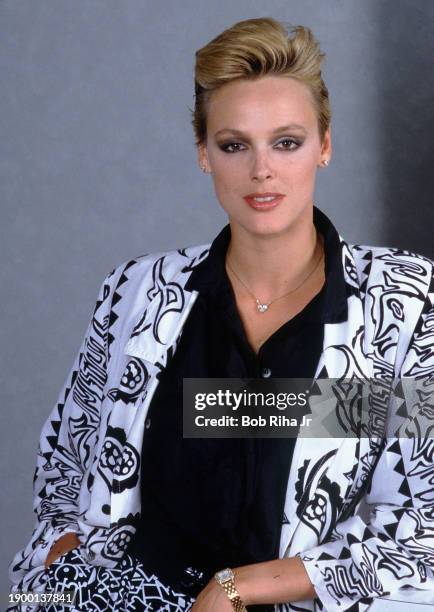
left=214, top=568, right=247, bottom=612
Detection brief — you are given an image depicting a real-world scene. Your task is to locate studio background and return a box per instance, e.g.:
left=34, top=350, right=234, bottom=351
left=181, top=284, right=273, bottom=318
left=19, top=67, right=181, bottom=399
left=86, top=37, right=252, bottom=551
left=1, top=0, right=433, bottom=600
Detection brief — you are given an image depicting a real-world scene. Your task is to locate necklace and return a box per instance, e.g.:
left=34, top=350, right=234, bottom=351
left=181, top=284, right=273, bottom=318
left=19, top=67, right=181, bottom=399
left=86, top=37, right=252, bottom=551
left=226, top=239, right=324, bottom=313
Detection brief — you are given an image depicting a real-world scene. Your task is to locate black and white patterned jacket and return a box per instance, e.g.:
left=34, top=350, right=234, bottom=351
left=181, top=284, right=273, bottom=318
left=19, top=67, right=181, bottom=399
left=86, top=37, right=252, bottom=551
left=9, top=226, right=434, bottom=611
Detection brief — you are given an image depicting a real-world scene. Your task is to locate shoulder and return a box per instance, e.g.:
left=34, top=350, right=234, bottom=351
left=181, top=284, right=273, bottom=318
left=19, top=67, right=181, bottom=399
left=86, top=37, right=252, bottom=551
left=345, top=242, right=433, bottom=296
left=100, top=240, right=212, bottom=299
left=91, top=241, right=212, bottom=357
left=348, top=242, right=433, bottom=361
left=348, top=242, right=432, bottom=269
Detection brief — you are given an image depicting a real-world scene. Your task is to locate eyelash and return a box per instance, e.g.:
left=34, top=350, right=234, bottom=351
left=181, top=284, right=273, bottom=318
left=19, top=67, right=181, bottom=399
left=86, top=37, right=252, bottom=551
left=219, top=138, right=302, bottom=154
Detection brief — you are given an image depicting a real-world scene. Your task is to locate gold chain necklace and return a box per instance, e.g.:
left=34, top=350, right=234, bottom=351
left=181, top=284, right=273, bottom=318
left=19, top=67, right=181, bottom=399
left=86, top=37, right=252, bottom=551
left=226, top=239, right=324, bottom=313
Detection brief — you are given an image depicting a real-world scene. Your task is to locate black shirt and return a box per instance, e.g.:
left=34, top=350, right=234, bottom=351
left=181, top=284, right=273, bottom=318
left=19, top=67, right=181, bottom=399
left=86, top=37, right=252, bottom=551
left=128, top=207, right=348, bottom=606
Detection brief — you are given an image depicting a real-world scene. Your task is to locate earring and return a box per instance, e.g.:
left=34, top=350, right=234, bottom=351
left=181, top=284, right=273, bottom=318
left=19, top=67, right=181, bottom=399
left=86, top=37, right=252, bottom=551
left=322, top=159, right=330, bottom=167
left=200, top=165, right=207, bottom=173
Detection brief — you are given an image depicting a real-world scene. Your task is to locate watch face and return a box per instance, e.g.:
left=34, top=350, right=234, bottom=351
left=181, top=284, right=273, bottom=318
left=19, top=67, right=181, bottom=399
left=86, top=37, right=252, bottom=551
left=215, top=568, right=234, bottom=583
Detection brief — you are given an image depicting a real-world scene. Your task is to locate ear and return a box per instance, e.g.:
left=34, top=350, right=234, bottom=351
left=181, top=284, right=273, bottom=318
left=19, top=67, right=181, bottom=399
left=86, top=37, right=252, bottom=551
left=198, top=143, right=210, bottom=173
left=320, top=127, right=332, bottom=164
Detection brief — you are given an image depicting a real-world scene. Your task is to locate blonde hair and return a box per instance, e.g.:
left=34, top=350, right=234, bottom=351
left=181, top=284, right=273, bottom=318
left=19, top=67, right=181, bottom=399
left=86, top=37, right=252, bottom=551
left=192, top=17, right=331, bottom=145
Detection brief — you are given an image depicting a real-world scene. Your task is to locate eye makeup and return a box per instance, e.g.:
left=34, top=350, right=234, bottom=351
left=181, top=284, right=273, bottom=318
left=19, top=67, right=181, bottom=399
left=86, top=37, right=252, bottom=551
left=217, top=136, right=303, bottom=154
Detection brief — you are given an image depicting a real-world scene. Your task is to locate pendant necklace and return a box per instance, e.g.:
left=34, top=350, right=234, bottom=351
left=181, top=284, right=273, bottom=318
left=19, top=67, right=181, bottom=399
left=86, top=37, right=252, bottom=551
left=226, top=238, right=324, bottom=314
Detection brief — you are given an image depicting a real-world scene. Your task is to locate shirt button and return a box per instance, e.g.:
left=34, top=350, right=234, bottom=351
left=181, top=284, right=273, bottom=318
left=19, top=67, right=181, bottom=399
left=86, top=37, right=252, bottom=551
left=145, top=417, right=151, bottom=430
left=261, top=367, right=272, bottom=378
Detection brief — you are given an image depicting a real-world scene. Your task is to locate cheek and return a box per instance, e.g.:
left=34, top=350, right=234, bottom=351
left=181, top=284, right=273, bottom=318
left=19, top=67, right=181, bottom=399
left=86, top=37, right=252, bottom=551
left=211, top=173, right=243, bottom=214
left=211, top=159, right=242, bottom=193
left=281, top=149, right=320, bottom=183
left=297, top=138, right=321, bottom=160
left=213, top=177, right=237, bottom=204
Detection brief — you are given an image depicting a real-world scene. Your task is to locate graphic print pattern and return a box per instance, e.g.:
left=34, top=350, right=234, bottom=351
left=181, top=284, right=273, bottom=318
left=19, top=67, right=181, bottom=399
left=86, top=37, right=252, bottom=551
left=8, top=547, right=194, bottom=612
left=8, top=226, right=434, bottom=611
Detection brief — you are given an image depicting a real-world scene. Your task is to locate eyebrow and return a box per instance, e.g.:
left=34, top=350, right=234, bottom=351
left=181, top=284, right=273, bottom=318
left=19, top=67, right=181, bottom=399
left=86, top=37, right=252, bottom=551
left=214, top=124, right=307, bottom=138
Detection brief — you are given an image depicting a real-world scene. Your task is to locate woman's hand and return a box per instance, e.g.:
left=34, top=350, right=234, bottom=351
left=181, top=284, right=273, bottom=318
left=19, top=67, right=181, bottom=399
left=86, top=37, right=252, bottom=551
left=191, top=557, right=316, bottom=610
left=191, top=578, right=234, bottom=611
left=44, top=532, right=80, bottom=569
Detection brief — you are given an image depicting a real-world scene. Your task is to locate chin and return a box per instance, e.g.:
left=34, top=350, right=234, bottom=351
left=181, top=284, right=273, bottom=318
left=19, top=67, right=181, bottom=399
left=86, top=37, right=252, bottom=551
left=234, top=214, right=300, bottom=238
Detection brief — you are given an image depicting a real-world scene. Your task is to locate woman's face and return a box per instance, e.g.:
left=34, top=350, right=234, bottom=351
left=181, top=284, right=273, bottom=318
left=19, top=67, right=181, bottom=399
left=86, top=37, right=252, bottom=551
left=198, top=75, right=331, bottom=238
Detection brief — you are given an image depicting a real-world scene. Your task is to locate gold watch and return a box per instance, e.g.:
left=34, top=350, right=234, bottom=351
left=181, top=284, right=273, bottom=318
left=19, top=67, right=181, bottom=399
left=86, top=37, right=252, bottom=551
left=214, top=568, right=247, bottom=611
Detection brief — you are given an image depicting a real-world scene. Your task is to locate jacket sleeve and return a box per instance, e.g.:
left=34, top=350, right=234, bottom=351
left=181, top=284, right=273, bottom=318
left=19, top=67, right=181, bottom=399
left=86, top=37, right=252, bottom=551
left=298, top=287, right=434, bottom=611
left=8, top=269, right=117, bottom=591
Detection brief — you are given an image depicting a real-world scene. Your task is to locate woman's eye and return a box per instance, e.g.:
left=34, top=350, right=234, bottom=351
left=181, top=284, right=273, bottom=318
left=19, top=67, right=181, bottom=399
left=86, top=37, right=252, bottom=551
left=220, top=142, right=245, bottom=153
left=219, top=138, right=300, bottom=153
left=275, top=138, right=300, bottom=150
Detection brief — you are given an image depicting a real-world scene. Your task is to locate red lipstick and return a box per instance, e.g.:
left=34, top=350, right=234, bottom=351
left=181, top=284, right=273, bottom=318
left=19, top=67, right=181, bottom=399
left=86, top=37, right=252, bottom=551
left=243, top=192, right=285, bottom=211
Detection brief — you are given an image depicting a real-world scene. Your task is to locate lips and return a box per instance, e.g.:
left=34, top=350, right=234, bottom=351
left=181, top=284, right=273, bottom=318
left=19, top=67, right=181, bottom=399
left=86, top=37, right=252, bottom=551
left=243, top=192, right=285, bottom=210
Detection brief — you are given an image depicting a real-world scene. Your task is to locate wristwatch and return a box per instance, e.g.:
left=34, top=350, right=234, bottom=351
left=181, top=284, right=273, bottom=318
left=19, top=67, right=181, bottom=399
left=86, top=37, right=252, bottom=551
left=214, top=568, right=247, bottom=611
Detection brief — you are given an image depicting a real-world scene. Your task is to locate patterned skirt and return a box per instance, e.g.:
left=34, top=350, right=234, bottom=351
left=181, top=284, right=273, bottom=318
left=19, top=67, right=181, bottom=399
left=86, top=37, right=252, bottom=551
left=9, top=547, right=196, bottom=612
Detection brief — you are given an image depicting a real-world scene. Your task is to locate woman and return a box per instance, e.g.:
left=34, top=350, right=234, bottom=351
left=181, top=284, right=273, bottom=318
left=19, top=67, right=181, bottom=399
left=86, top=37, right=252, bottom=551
left=8, top=16, right=434, bottom=612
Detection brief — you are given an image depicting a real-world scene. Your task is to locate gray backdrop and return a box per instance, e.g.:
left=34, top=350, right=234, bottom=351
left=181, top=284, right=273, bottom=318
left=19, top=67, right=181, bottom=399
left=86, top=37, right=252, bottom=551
left=1, top=0, right=433, bottom=601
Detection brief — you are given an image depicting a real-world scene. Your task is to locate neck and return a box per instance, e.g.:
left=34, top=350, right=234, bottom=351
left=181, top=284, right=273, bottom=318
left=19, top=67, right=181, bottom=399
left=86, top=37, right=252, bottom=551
left=225, top=211, right=321, bottom=302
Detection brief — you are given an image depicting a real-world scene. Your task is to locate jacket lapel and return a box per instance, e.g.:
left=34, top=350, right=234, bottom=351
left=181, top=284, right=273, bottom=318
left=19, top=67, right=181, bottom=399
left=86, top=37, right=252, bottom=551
left=279, top=242, right=373, bottom=557
left=108, top=253, right=202, bottom=524
left=124, top=255, right=200, bottom=366
left=279, top=313, right=372, bottom=557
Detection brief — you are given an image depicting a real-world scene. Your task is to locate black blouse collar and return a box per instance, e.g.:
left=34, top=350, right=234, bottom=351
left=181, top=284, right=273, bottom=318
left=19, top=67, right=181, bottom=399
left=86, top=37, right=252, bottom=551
left=185, top=206, right=348, bottom=324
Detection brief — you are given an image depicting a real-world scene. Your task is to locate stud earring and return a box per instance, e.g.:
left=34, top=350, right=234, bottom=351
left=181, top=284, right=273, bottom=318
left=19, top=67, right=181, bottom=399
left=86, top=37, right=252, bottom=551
left=322, top=159, right=330, bottom=167
left=200, top=165, right=207, bottom=173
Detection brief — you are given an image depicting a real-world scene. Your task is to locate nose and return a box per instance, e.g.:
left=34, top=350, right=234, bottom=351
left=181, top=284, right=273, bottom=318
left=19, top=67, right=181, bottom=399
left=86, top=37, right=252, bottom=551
left=250, top=151, right=273, bottom=182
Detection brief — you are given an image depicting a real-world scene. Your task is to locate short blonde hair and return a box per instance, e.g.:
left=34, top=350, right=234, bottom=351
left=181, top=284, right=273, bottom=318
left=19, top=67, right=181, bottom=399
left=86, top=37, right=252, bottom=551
left=192, top=17, right=331, bottom=145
